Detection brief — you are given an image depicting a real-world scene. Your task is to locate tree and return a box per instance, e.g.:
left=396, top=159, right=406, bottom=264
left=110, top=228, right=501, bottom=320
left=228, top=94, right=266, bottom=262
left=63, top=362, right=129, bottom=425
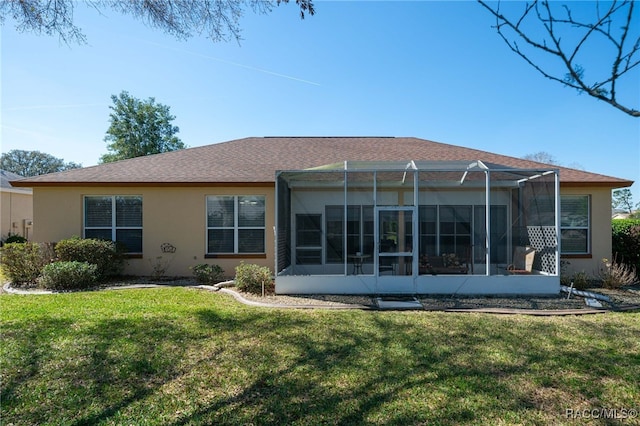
left=612, top=188, right=636, bottom=214
left=0, top=150, right=81, bottom=177
left=478, top=0, right=640, bottom=117
left=522, top=151, right=559, bottom=165
left=100, top=91, right=186, bottom=163
left=522, top=151, right=585, bottom=170
left=0, top=0, right=315, bottom=45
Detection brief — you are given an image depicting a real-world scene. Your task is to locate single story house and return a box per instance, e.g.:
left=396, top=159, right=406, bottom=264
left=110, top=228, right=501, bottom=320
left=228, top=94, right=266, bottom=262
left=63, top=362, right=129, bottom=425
left=10, top=137, right=633, bottom=295
left=1, top=170, right=33, bottom=241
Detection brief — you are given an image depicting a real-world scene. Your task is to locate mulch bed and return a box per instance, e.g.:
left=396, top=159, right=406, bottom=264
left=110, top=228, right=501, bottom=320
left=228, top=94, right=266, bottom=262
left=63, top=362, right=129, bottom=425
left=229, top=284, right=640, bottom=311
left=4, top=276, right=640, bottom=312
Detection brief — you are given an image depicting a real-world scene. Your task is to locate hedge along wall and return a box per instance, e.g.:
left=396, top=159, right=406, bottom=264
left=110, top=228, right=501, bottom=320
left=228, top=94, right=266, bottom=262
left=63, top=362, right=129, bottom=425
left=612, top=219, right=640, bottom=271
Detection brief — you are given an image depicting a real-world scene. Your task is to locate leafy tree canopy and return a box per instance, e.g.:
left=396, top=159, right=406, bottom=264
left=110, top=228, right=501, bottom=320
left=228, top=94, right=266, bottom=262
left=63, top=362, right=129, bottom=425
left=0, top=150, right=81, bottom=177
left=612, top=188, right=639, bottom=214
left=100, top=91, right=186, bottom=163
left=0, top=0, right=315, bottom=45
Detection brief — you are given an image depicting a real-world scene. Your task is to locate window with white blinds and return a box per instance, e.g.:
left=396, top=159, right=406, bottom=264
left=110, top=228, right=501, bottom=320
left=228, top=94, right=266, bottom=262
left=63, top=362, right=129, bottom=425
left=560, top=195, right=590, bottom=254
left=84, top=195, right=142, bottom=253
left=206, top=195, right=265, bottom=254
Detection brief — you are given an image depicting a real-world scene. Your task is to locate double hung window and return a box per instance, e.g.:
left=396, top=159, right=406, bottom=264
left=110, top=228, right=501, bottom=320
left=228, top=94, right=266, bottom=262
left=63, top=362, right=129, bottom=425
left=560, top=195, right=590, bottom=254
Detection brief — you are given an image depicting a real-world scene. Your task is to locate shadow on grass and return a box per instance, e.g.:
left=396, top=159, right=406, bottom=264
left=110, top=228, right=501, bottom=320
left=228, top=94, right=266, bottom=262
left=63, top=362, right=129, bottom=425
left=1, top=317, right=74, bottom=410
left=1, top=314, right=193, bottom=425
left=1, top=297, right=293, bottom=425
left=68, top=317, right=192, bottom=426
left=169, top=312, right=590, bottom=425
left=2, top=293, right=639, bottom=425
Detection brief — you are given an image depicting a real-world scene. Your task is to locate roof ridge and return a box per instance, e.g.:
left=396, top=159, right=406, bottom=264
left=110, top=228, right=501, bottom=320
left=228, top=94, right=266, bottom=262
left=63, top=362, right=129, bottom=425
left=261, top=136, right=397, bottom=139
left=9, top=136, right=633, bottom=188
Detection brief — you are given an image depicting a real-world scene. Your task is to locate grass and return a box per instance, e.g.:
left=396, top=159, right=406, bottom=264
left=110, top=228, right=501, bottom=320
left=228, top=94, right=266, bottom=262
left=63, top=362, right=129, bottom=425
left=1, top=288, right=639, bottom=425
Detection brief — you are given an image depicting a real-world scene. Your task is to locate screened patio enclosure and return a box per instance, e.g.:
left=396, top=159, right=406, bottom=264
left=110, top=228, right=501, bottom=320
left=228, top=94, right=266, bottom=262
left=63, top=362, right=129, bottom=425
left=275, top=160, right=560, bottom=295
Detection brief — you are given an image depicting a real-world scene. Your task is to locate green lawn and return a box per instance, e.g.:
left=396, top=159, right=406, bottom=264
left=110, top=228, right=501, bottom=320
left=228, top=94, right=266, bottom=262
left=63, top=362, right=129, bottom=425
left=1, top=288, right=639, bottom=425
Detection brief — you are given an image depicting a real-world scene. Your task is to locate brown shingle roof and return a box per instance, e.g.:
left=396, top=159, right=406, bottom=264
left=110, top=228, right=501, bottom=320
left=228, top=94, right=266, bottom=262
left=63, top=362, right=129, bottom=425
left=10, top=137, right=633, bottom=188
left=1, top=170, right=25, bottom=188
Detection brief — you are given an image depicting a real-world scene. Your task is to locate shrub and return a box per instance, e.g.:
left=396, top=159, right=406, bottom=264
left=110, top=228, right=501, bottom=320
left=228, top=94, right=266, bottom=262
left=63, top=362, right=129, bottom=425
left=560, top=261, right=593, bottom=289
left=149, top=256, right=172, bottom=280
left=570, top=271, right=592, bottom=290
left=191, top=263, right=224, bottom=285
left=55, top=237, right=124, bottom=279
left=5, top=234, right=27, bottom=244
left=597, top=255, right=638, bottom=289
left=612, top=219, right=640, bottom=271
left=38, top=261, right=98, bottom=290
left=0, top=242, right=55, bottom=287
left=235, top=262, right=273, bottom=295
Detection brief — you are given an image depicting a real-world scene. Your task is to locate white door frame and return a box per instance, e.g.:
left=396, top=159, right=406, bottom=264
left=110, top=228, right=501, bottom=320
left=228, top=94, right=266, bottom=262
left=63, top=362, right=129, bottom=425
left=375, top=206, right=417, bottom=293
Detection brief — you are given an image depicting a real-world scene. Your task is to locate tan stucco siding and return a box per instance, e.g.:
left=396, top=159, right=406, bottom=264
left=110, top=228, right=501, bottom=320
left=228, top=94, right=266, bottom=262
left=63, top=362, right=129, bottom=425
left=30, top=184, right=613, bottom=280
left=32, top=187, right=84, bottom=241
left=560, top=187, right=611, bottom=276
left=1, top=190, right=33, bottom=240
left=32, top=186, right=276, bottom=277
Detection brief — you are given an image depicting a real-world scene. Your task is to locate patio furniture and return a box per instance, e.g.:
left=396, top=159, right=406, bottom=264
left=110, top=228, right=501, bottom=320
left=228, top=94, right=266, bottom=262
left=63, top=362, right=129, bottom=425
left=419, top=251, right=469, bottom=275
left=379, top=257, right=397, bottom=275
left=348, top=253, right=370, bottom=274
left=507, top=246, right=536, bottom=274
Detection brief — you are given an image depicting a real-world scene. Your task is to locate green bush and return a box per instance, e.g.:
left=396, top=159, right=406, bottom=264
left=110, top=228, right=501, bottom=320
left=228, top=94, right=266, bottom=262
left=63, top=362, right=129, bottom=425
left=55, top=237, right=124, bottom=279
left=235, top=262, right=273, bottom=295
left=4, top=234, right=27, bottom=244
left=191, top=263, right=225, bottom=285
left=38, top=261, right=98, bottom=290
left=612, top=219, right=640, bottom=271
left=0, top=242, right=55, bottom=287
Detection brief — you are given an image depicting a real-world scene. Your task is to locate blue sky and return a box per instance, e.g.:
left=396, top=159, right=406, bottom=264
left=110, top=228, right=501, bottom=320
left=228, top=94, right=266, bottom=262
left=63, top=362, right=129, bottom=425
left=1, top=1, right=639, bottom=201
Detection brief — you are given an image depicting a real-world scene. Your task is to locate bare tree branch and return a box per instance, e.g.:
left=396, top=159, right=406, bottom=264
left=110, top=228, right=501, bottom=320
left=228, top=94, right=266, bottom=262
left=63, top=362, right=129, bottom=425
left=0, top=0, right=315, bottom=45
left=478, top=0, right=640, bottom=117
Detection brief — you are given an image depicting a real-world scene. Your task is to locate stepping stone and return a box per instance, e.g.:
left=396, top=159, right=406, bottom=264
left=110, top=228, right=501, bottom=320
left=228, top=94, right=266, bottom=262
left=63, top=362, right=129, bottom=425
left=585, top=298, right=603, bottom=308
left=376, top=297, right=423, bottom=310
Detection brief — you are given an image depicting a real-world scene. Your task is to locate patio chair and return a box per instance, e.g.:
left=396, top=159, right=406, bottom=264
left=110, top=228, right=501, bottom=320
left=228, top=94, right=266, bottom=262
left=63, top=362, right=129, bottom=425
left=379, top=257, right=397, bottom=275
left=507, top=246, right=536, bottom=274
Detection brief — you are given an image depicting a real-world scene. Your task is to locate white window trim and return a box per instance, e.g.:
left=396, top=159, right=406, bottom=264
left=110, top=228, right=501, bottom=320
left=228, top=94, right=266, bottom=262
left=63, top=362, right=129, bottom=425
left=206, top=195, right=266, bottom=254
left=560, top=195, right=591, bottom=255
left=83, top=195, right=143, bottom=253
